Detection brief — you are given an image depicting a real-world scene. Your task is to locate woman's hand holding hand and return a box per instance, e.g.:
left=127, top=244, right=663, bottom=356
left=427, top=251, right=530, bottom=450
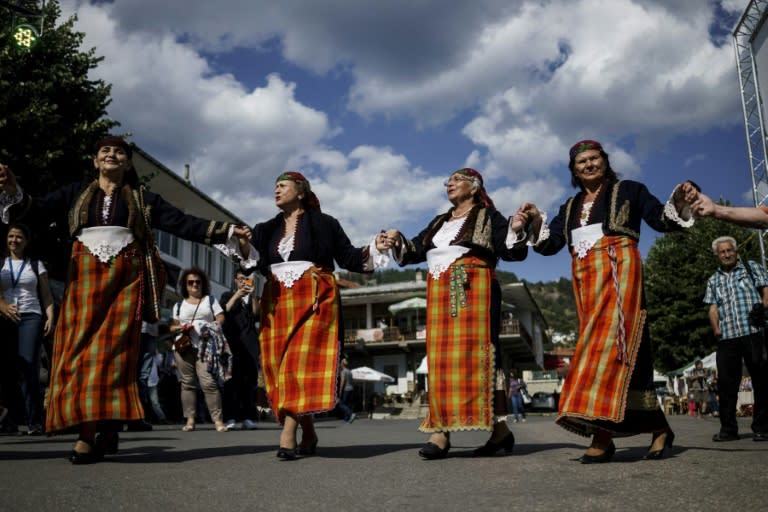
left=691, top=193, right=716, bottom=218
left=511, top=202, right=541, bottom=230
left=376, top=229, right=401, bottom=251
left=510, top=210, right=528, bottom=232
left=673, top=181, right=701, bottom=213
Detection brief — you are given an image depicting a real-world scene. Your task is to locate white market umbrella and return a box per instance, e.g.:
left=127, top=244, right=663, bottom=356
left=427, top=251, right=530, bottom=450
left=387, top=297, right=427, bottom=315
left=416, top=356, right=429, bottom=392
left=351, top=366, right=395, bottom=383
left=388, top=297, right=427, bottom=330
left=351, top=366, right=395, bottom=412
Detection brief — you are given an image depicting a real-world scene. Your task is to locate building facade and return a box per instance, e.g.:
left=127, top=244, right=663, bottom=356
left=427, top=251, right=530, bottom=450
left=337, top=272, right=549, bottom=402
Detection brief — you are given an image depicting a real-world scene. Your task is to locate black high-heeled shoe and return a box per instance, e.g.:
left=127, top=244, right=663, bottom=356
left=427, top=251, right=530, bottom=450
left=69, top=438, right=104, bottom=465
left=297, top=437, right=318, bottom=456
left=418, top=441, right=451, bottom=460
left=95, top=432, right=119, bottom=455
left=473, top=432, right=515, bottom=456
left=578, top=442, right=615, bottom=464
left=643, top=430, right=675, bottom=460
left=276, top=447, right=297, bottom=460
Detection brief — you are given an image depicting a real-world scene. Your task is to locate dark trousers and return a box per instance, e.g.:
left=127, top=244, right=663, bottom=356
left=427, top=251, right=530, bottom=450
left=0, top=314, right=43, bottom=428
left=716, top=333, right=768, bottom=435
left=221, top=343, right=259, bottom=421
left=137, top=333, right=156, bottom=417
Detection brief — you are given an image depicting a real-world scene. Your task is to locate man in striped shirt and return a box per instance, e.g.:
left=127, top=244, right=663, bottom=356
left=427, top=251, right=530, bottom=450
left=704, top=236, right=768, bottom=442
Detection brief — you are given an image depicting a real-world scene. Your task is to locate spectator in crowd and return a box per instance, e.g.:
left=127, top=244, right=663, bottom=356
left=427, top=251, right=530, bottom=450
left=704, top=236, right=768, bottom=442
left=221, top=270, right=260, bottom=430
left=508, top=371, right=527, bottom=423
left=337, top=357, right=356, bottom=423
left=0, top=222, right=54, bottom=435
left=686, top=359, right=711, bottom=417
left=170, top=267, right=232, bottom=433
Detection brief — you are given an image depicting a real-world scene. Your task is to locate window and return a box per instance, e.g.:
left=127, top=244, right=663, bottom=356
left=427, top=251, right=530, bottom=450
left=153, top=230, right=180, bottom=259
left=204, top=247, right=213, bottom=276
left=218, top=253, right=231, bottom=284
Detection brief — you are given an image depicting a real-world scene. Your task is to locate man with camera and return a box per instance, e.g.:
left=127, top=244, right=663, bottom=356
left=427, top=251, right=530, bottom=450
left=220, top=271, right=261, bottom=430
left=704, top=236, right=768, bottom=442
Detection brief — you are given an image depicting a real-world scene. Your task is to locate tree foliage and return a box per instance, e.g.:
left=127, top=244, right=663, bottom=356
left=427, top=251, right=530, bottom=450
left=525, top=276, right=578, bottom=338
left=1, top=0, right=117, bottom=195
left=645, top=209, right=762, bottom=372
left=1, top=1, right=117, bottom=277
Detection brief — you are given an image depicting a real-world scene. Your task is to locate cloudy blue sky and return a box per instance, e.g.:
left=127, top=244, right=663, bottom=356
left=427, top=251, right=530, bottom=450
left=62, top=0, right=755, bottom=282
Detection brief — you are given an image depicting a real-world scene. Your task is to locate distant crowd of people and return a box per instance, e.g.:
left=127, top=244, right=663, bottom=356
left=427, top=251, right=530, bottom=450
left=0, top=136, right=766, bottom=467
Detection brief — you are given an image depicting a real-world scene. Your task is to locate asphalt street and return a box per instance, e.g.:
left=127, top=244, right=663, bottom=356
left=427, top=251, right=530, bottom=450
left=1, top=414, right=766, bottom=511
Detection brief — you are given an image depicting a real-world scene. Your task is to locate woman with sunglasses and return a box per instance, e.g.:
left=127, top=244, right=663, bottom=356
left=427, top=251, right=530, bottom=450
left=170, top=267, right=231, bottom=433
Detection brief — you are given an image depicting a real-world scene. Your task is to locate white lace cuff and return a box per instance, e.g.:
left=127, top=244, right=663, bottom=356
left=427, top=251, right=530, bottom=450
left=366, top=235, right=390, bottom=271
left=505, top=223, right=525, bottom=249
left=0, top=186, right=23, bottom=224
left=214, top=227, right=260, bottom=269
left=665, top=184, right=695, bottom=228
left=530, top=211, right=550, bottom=247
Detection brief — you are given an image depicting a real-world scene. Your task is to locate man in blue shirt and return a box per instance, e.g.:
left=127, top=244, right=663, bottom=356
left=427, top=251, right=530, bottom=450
left=704, top=236, right=768, bottom=442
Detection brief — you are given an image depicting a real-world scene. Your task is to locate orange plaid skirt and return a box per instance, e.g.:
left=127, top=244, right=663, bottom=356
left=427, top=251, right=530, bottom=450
left=557, top=236, right=664, bottom=437
left=420, top=255, right=496, bottom=432
left=259, top=266, right=340, bottom=423
left=45, top=240, right=145, bottom=433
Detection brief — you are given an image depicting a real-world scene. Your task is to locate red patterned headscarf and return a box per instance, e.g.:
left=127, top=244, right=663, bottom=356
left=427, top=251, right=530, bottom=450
left=452, top=168, right=495, bottom=210
left=569, top=139, right=603, bottom=160
left=276, top=171, right=321, bottom=211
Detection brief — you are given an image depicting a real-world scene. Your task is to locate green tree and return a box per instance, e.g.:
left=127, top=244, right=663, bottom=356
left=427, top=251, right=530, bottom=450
left=645, top=207, right=762, bottom=372
left=1, top=0, right=117, bottom=195
left=1, top=1, right=117, bottom=277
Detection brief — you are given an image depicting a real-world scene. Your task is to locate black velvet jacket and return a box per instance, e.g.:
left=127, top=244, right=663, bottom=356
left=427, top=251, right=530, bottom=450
left=251, top=209, right=369, bottom=277
left=535, top=180, right=686, bottom=256
left=398, top=206, right=527, bottom=266
left=11, top=181, right=232, bottom=246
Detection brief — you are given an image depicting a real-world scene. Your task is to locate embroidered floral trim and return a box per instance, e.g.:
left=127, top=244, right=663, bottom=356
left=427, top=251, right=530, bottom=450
left=77, top=227, right=134, bottom=263
left=575, top=238, right=596, bottom=259
left=101, top=191, right=114, bottom=224
left=580, top=201, right=595, bottom=227
left=270, top=261, right=312, bottom=288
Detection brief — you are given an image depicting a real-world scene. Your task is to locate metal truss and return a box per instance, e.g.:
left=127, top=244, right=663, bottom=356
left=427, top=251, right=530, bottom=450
left=734, top=0, right=768, bottom=265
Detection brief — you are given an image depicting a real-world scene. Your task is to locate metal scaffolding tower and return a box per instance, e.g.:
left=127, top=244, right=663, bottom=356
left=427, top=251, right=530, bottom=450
left=734, top=0, right=768, bottom=266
